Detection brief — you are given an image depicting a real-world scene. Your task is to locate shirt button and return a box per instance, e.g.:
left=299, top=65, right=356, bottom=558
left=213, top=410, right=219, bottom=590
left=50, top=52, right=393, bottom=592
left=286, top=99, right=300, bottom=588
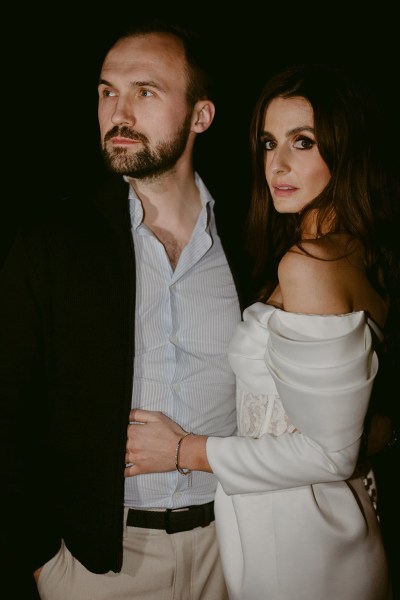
left=172, top=383, right=181, bottom=393
left=169, top=335, right=177, bottom=344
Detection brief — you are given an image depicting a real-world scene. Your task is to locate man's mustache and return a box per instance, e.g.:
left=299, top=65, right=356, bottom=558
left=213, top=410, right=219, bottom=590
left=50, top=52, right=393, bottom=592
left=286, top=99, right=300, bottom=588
left=104, top=126, right=148, bottom=144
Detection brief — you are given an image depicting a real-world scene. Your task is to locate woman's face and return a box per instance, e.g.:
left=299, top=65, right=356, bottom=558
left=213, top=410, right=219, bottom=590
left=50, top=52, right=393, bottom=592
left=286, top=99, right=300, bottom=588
left=261, top=96, right=331, bottom=214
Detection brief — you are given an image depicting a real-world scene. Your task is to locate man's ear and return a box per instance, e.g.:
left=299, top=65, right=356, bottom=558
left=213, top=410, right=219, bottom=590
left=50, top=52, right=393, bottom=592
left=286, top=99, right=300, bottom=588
left=192, top=100, right=216, bottom=133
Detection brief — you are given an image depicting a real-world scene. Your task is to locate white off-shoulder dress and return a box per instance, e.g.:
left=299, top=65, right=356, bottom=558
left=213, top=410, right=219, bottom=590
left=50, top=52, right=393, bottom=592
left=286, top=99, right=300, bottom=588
left=206, top=303, right=390, bottom=600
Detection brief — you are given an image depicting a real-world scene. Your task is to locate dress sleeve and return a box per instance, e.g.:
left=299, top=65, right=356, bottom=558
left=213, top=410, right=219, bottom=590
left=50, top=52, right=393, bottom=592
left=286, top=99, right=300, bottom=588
left=207, top=310, right=378, bottom=496
left=265, top=310, right=377, bottom=452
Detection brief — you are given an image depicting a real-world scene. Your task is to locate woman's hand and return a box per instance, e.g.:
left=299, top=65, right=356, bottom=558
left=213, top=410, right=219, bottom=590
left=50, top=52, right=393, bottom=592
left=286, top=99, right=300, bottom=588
left=125, top=409, right=185, bottom=477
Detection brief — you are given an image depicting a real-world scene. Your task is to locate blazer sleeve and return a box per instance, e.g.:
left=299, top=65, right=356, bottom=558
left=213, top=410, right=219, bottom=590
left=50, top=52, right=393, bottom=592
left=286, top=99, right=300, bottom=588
left=0, top=231, right=61, bottom=573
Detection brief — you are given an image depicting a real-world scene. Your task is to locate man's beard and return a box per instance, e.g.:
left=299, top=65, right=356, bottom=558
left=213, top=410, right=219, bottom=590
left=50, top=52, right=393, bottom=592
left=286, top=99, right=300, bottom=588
left=101, top=111, right=192, bottom=180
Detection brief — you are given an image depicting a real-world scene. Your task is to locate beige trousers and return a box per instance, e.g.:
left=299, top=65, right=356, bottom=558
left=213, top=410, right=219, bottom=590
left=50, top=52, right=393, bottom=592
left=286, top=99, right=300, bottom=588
left=37, top=512, right=228, bottom=600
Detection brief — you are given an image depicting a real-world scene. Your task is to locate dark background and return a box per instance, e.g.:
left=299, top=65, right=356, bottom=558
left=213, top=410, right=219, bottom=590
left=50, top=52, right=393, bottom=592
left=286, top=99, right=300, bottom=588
left=3, top=3, right=399, bottom=260
left=2, top=2, right=399, bottom=592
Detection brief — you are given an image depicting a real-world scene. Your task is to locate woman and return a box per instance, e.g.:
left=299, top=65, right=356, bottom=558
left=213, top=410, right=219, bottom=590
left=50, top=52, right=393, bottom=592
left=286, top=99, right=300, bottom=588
left=125, top=63, right=398, bottom=599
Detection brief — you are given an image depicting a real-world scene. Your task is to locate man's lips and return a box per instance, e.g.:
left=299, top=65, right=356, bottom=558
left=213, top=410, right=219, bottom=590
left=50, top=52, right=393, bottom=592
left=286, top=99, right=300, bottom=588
left=111, top=136, right=140, bottom=145
left=104, top=126, right=148, bottom=145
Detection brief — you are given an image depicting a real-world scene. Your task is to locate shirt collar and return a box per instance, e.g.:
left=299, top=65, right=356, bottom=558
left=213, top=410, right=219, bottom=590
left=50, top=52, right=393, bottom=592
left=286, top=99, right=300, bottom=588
left=124, top=173, right=214, bottom=230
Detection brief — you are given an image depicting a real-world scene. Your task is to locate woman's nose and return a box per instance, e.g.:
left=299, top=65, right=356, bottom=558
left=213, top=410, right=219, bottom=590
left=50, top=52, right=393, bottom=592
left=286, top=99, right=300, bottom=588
left=270, top=148, right=289, bottom=174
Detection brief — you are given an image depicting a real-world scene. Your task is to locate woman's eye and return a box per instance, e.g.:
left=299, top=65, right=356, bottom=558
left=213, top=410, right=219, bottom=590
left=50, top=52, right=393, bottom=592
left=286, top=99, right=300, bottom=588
left=294, top=136, right=315, bottom=150
left=262, top=139, right=275, bottom=151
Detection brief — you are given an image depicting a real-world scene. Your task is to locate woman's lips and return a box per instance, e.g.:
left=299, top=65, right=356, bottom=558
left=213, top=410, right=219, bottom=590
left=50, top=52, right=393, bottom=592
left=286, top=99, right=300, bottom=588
left=273, top=185, right=297, bottom=196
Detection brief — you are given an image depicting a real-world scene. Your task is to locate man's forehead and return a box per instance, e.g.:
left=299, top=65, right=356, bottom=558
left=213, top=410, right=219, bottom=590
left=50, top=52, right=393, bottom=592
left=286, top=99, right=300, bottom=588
left=106, top=33, right=185, bottom=65
left=101, top=33, right=187, bottom=81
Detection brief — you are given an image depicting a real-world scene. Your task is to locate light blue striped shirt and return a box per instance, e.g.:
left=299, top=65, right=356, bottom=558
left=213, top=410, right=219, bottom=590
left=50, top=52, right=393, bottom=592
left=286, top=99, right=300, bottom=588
left=124, top=173, right=241, bottom=509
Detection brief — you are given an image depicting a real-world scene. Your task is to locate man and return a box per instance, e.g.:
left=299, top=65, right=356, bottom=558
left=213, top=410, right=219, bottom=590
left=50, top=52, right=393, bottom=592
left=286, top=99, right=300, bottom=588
left=0, top=19, right=249, bottom=600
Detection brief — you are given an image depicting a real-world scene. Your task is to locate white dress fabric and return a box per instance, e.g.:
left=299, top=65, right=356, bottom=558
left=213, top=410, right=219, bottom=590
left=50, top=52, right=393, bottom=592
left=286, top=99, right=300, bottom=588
left=206, top=303, right=390, bottom=600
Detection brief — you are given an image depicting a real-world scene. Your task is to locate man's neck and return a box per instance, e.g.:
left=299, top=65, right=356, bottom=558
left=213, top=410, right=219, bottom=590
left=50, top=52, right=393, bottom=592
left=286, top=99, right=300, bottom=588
left=128, top=170, right=203, bottom=268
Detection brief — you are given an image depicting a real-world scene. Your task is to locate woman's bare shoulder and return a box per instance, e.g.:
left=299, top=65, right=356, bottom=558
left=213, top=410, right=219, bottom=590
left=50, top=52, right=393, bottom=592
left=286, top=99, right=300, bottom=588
left=278, top=236, right=362, bottom=314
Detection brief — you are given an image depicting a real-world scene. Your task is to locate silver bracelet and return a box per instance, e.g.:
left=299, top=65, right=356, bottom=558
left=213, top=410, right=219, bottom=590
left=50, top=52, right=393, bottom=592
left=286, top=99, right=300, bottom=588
left=175, top=432, right=193, bottom=475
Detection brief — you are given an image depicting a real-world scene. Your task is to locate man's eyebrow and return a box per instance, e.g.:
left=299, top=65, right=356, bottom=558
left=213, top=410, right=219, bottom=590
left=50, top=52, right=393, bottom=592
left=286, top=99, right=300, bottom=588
left=98, top=78, right=164, bottom=91
left=132, top=80, right=162, bottom=89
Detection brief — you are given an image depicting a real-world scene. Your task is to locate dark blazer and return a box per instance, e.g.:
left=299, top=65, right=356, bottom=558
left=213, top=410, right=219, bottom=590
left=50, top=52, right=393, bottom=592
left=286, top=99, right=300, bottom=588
left=0, top=173, right=250, bottom=594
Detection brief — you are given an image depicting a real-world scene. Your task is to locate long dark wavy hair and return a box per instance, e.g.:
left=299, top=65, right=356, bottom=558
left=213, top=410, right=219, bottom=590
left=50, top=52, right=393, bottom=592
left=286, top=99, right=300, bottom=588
left=246, top=61, right=400, bottom=409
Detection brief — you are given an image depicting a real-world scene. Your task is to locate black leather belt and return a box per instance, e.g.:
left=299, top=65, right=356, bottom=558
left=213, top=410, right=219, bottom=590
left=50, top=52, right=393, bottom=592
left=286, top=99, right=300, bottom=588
left=126, top=501, right=215, bottom=534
